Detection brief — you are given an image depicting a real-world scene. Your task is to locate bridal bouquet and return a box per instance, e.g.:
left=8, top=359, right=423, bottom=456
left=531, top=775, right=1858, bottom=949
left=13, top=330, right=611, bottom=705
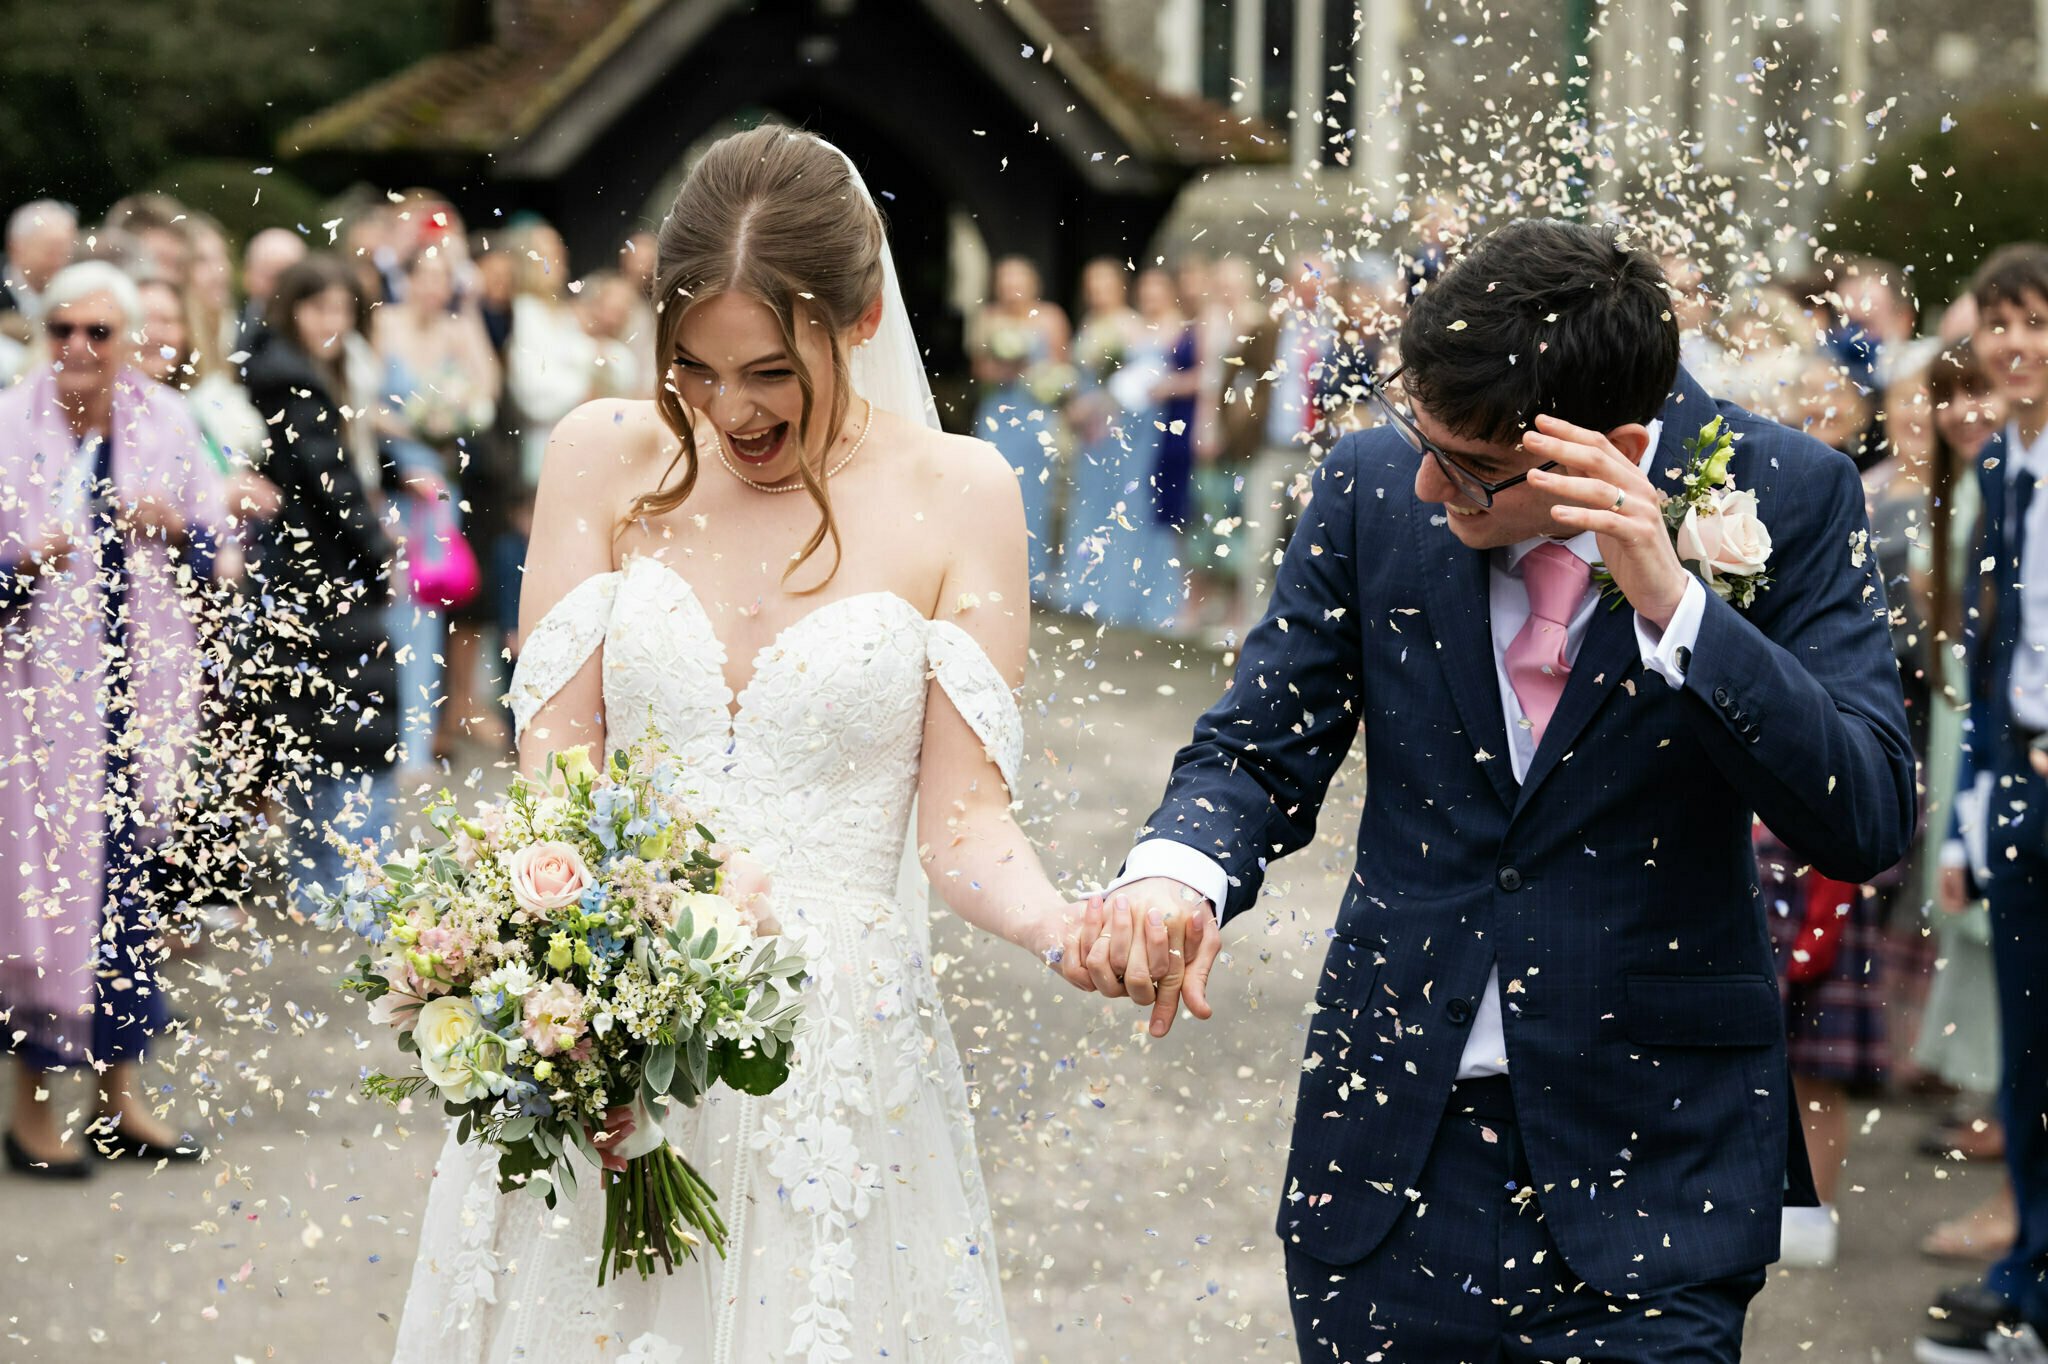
left=321, top=743, right=808, bottom=1284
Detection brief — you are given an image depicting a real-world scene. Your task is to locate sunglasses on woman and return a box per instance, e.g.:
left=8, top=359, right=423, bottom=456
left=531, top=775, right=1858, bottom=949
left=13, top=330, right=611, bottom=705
left=47, top=320, right=115, bottom=345
left=1366, top=365, right=1557, bottom=509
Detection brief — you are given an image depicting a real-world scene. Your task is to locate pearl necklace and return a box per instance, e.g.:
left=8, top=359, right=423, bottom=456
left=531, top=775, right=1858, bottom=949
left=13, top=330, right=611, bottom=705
left=713, top=399, right=872, bottom=494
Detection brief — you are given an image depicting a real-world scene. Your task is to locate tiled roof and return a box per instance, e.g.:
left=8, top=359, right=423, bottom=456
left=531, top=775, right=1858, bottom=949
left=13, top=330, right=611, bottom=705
left=286, top=0, right=1282, bottom=167
left=288, top=0, right=662, bottom=155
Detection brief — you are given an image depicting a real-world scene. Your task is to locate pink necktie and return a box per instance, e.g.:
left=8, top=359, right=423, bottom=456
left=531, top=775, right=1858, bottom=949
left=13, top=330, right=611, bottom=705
left=1505, top=541, right=1592, bottom=745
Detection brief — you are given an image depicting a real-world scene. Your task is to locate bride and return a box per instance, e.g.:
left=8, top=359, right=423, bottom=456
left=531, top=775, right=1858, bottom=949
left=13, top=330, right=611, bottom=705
left=392, top=127, right=1103, bottom=1362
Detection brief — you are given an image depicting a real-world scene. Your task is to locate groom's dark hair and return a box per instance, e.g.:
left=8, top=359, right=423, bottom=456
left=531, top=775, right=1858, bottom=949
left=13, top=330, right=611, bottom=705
left=1401, top=219, right=1679, bottom=444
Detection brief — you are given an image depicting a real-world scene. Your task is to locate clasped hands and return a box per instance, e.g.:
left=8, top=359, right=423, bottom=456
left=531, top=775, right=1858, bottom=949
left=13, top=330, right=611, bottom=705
left=1048, top=878, right=1223, bottom=1038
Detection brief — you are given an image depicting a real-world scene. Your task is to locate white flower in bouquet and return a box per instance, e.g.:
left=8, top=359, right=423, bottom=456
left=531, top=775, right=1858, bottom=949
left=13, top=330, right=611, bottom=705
left=476, top=962, right=539, bottom=1000
left=416, top=995, right=520, bottom=1102
left=668, top=889, right=752, bottom=962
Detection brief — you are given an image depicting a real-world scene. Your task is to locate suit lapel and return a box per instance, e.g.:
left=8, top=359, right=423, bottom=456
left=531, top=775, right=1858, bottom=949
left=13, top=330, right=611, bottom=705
left=1413, top=495, right=1520, bottom=809
left=1513, top=371, right=1713, bottom=817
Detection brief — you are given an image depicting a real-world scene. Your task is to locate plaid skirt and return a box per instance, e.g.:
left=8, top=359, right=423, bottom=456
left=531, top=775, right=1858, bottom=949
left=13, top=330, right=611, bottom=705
left=1757, top=832, right=1892, bottom=1091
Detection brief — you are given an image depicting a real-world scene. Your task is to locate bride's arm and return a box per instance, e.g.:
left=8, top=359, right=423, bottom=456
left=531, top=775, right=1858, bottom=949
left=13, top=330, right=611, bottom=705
left=513, top=400, right=637, bottom=775
left=914, top=442, right=1078, bottom=964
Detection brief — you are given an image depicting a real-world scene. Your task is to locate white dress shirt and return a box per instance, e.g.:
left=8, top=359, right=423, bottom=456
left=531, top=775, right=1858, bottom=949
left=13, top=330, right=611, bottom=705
left=1112, top=425, right=1712, bottom=1079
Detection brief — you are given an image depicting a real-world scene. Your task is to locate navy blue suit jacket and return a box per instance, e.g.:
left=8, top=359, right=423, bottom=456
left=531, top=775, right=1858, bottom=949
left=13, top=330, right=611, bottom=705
left=1961, top=432, right=2026, bottom=778
left=1138, top=370, right=1915, bottom=1293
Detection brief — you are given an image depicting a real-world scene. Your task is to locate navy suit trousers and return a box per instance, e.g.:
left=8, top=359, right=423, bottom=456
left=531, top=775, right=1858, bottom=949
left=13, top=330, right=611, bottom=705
left=1985, top=747, right=2048, bottom=1327
left=1285, top=1078, right=1763, bottom=1363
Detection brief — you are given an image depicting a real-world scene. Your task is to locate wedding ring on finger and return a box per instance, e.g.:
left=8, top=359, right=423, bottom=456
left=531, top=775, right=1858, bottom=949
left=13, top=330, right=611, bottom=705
left=1611, top=491, right=1626, bottom=512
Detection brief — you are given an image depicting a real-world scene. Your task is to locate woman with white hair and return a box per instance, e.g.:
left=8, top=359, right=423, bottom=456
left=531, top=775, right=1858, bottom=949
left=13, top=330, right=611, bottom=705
left=0, top=260, right=228, bottom=1176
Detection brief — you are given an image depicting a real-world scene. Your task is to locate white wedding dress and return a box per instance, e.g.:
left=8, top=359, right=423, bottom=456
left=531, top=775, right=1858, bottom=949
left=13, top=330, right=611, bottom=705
left=391, top=553, right=1021, bottom=1363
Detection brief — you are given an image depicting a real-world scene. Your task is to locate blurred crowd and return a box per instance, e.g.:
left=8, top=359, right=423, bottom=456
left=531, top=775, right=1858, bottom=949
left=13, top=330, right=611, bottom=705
left=0, top=189, right=656, bottom=1170
left=1, top=184, right=2044, bottom=1346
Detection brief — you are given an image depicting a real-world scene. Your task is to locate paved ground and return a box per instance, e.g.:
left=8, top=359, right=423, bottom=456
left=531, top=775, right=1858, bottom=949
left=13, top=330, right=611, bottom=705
left=0, top=617, right=1998, bottom=1361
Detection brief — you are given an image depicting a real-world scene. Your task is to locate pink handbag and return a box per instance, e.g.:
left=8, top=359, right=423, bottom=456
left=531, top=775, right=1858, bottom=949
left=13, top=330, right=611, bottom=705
left=406, top=492, right=483, bottom=610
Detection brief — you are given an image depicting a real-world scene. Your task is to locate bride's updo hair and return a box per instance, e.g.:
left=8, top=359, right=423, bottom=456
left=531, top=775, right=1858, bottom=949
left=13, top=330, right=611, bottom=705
left=636, top=124, right=887, bottom=588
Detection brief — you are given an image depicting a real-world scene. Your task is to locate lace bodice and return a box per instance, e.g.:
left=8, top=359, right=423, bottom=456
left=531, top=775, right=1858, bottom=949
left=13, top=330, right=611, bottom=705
left=510, top=555, right=1023, bottom=895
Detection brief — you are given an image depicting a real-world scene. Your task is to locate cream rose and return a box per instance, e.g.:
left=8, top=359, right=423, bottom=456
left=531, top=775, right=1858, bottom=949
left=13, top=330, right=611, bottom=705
left=1703, top=487, right=1771, bottom=575
left=508, top=840, right=594, bottom=915
left=1675, top=489, right=1771, bottom=581
left=414, top=995, right=483, bottom=1083
left=671, top=890, right=751, bottom=961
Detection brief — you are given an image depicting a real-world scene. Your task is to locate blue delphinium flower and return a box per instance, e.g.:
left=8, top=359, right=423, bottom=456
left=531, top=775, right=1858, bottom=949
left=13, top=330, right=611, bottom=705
left=589, top=786, right=632, bottom=851
left=586, top=926, right=626, bottom=964
left=511, top=1078, right=554, bottom=1118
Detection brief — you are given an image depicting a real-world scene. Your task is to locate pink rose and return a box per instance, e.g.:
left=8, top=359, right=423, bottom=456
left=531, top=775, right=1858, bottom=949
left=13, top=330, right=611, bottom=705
left=521, top=979, right=588, bottom=1057
left=507, top=841, right=594, bottom=915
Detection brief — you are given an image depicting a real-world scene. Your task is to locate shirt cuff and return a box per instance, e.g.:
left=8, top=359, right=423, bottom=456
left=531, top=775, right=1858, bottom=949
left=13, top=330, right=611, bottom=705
left=1940, top=839, right=1968, bottom=870
left=1105, top=839, right=1227, bottom=922
left=1635, top=575, right=1707, bottom=688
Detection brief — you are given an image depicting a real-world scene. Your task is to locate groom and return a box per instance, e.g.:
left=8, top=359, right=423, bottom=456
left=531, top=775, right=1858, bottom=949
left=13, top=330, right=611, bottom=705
left=1077, top=221, right=1915, bottom=1359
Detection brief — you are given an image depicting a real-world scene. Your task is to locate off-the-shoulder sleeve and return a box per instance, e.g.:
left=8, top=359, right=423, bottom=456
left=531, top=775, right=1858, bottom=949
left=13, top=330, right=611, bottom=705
left=507, top=572, right=621, bottom=739
left=925, top=618, right=1024, bottom=797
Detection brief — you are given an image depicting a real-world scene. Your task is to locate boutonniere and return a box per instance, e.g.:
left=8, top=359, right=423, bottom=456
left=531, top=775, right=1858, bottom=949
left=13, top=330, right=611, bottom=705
left=1595, top=416, right=1773, bottom=610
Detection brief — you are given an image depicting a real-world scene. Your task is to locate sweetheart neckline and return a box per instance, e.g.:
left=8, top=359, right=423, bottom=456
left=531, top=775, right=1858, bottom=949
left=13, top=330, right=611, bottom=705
left=617, top=555, right=931, bottom=725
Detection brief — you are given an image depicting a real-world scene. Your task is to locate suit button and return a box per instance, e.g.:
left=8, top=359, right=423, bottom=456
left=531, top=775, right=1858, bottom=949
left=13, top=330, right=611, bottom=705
left=1497, top=866, right=1524, bottom=892
left=1712, top=685, right=1732, bottom=708
left=1447, top=997, right=1474, bottom=1025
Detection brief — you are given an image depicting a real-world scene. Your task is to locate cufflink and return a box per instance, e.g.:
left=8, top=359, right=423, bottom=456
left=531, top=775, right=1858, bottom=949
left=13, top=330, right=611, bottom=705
left=1675, top=645, right=1692, bottom=675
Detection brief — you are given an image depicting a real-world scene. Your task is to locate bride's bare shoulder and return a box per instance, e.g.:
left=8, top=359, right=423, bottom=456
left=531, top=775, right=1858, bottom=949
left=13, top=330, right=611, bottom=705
left=892, top=415, right=1019, bottom=501
left=536, top=399, right=679, bottom=506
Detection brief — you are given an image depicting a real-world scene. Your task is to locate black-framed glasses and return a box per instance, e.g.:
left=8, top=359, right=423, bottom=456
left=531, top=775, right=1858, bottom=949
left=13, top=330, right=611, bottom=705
left=47, top=320, right=115, bottom=345
left=1366, top=365, right=1556, bottom=509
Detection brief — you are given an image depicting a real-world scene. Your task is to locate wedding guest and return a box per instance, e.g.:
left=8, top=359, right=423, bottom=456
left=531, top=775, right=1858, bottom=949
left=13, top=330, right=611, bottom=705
left=239, top=254, right=399, bottom=920
left=235, top=227, right=306, bottom=349
left=1834, top=255, right=1921, bottom=391
left=1716, top=282, right=1812, bottom=421
left=103, top=192, right=192, bottom=291
left=505, top=219, right=599, bottom=483
left=1919, top=242, right=2048, bottom=1361
left=1912, top=341, right=2014, bottom=1264
left=183, top=212, right=237, bottom=355
left=1186, top=253, right=1259, bottom=632
left=131, top=274, right=278, bottom=936
left=132, top=276, right=274, bottom=536
left=1125, top=264, right=1190, bottom=632
left=1064, top=253, right=1146, bottom=610
left=0, top=261, right=227, bottom=1174
left=619, top=229, right=659, bottom=299
left=1238, top=255, right=1329, bottom=603
left=373, top=245, right=499, bottom=776
left=1754, top=829, right=1888, bottom=1269
left=473, top=239, right=517, bottom=357
left=578, top=269, right=656, bottom=400
left=2, top=199, right=76, bottom=321
left=969, top=255, right=1069, bottom=597
left=1, top=200, right=75, bottom=385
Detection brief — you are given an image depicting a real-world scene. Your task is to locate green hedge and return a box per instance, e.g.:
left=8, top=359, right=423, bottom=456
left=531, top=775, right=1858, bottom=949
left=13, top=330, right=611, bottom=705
left=145, top=160, right=331, bottom=250
left=1825, top=94, right=2048, bottom=310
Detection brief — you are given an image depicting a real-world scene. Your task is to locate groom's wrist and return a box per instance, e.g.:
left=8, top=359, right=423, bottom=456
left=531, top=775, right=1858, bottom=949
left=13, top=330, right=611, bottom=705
left=1109, top=840, right=1227, bottom=920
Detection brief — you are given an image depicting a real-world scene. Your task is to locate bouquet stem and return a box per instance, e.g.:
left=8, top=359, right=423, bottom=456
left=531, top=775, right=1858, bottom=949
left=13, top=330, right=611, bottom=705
left=599, top=1145, right=729, bottom=1283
